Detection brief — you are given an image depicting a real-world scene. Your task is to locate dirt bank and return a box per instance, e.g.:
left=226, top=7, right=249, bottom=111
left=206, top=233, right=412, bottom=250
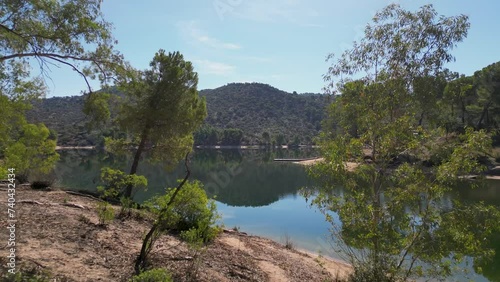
left=0, top=185, right=351, bottom=281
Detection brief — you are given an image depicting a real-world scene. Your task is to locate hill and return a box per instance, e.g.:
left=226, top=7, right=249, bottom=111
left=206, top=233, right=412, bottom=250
left=26, top=83, right=329, bottom=146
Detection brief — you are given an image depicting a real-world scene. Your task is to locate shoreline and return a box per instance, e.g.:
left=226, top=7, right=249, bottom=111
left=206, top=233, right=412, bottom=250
left=54, top=145, right=320, bottom=150
left=0, top=185, right=351, bottom=281
left=293, top=159, right=500, bottom=180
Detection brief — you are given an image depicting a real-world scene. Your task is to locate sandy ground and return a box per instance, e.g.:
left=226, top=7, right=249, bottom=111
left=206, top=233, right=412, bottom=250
left=0, top=185, right=351, bottom=281
left=293, top=158, right=359, bottom=172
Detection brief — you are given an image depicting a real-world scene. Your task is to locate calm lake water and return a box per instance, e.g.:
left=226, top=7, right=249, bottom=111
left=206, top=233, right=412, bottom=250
left=54, top=148, right=500, bottom=282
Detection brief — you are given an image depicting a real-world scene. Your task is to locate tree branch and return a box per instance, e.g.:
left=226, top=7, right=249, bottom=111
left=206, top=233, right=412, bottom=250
left=134, top=151, right=191, bottom=274
left=43, top=55, right=92, bottom=93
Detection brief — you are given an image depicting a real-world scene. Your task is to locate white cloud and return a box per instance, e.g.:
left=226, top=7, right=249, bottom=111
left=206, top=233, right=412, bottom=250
left=178, top=21, right=241, bottom=50
left=194, top=59, right=236, bottom=76
left=230, top=0, right=321, bottom=26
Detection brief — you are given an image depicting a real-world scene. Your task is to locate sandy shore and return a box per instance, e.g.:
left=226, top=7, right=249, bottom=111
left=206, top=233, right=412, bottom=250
left=293, top=158, right=360, bottom=172
left=0, top=185, right=351, bottom=281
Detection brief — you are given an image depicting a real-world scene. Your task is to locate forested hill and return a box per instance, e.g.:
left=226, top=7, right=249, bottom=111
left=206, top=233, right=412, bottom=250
left=198, top=83, right=327, bottom=145
left=26, top=83, right=329, bottom=146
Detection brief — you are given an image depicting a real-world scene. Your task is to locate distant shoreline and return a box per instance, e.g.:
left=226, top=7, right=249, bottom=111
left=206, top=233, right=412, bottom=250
left=55, top=145, right=320, bottom=150
left=195, top=145, right=320, bottom=149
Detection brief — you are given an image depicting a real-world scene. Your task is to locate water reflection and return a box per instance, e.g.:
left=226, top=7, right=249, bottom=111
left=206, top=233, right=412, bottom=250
left=54, top=148, right=316, bottom=206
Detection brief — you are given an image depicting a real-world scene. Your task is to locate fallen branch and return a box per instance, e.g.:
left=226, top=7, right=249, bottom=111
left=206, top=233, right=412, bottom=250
left=18, top=200, right=44, bottom=205
left=60, top=203, right=86, bottom=209
left=169, top=256, right=194, bottom=261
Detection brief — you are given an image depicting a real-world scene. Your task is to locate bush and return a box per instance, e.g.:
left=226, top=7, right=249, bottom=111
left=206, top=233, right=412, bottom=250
left=1, top=267, right=52, bottom=282
left=130, top=268, right=172, bottom=282
left=119, top=196, right=138, bottom=218
left=145, top=180, right=220, bottom=244
left=97, top=167, right=147, bottom=201
left=96, top=201, right=115, bottom=225
left=348, top=260, right=396, bottom=282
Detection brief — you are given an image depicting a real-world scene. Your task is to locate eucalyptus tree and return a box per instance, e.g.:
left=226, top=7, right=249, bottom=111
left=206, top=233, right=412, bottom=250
left=0, top=0, right=122, bottom=179
left=105, top=50, right=207, bottom=199
left=306, top=4, right=500, bottom=281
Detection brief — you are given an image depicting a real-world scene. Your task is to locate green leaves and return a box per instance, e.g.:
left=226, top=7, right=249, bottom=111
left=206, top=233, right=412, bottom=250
left=0, top=0, right=123, bottom=93
left=97, top=167, right=147, bottom=201
left=1, top=122, right=59, bottom=180
left=310, top=3, right=500, bottom=281
left=145, top=180, right=220, bottom=244
left=105, top=50, right=207, bottom=194
left=325, top=4, right=469, bottom=91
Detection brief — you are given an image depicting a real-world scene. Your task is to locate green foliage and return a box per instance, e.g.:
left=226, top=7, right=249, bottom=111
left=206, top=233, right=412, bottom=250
left=201, top=83, right=326, bottom=145
left=146, top=180, right=220, bottom=244
left=116, top=50, right=206, bottom=157
left=96, top=201, right=115, bottom=225
left=221, top=128, right=244, bottom=145
left=27, top=83, right=327, bottom=147
left=0, top=0, right=122, bottom=90
left=97, top=167, right=147, bottom=200
left=2, top=271, right=51, bottom=282
left=94, top=50, right=207, bottom=198
left=1, top=123, right=59, bottom=180
left=1, top=0, right=122, bottom=181
left=129, top=268, right=172, bottom=282
left=307, top=3, right=500, bottom=281
left=120, top=196, right=139, bottom=217
left=193, top=125, right=220, bottom=145
left=26, top=95, right=105, bottom=146
left=348, top=260, right=395, bottom=282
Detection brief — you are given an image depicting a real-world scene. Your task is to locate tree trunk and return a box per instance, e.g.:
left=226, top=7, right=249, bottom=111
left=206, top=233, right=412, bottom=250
left=418, top=111, right=425, bottom=126
left=477, top=100, right=492, bottom=130
left=135, top=152, right=191, bottom=274
left=460, top=98, right=466, bottom=126
left=124, top=128, right=149, bottom=198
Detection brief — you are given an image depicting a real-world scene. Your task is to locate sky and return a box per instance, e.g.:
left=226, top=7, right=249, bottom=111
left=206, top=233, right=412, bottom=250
left=44, top=0, right=500, bottom=97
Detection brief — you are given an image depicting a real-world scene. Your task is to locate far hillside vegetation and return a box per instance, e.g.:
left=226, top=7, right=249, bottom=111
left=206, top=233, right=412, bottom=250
left=26, top=83, right=329, bottom=147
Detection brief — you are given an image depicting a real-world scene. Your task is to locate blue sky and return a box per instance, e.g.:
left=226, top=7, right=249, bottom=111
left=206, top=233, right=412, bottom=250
left=44, top=0, right=500, bottom=97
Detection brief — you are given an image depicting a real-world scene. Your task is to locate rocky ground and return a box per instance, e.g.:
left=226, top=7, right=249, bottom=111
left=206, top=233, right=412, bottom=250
left=0, top=185, right=351, bottom=281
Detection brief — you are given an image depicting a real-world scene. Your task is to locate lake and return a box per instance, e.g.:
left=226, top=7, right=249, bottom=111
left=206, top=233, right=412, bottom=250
left=54, top=148, right=500, bottom=281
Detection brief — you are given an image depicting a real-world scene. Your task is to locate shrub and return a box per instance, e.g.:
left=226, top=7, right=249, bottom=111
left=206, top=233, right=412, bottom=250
left=282, top=232, right=294, bottom=250
left=97, top=167, right=147, bottom=201
left=348, top=259, right=396, bottom=282
left=96, top=201, right=115, bottom=225
left=130, top=268, right=172, bottom=282
left=119, top=196, right=138, bottom=218
left=1, top=268, right=52, bottom=282
left=145, top=180, right=220, bottom=243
